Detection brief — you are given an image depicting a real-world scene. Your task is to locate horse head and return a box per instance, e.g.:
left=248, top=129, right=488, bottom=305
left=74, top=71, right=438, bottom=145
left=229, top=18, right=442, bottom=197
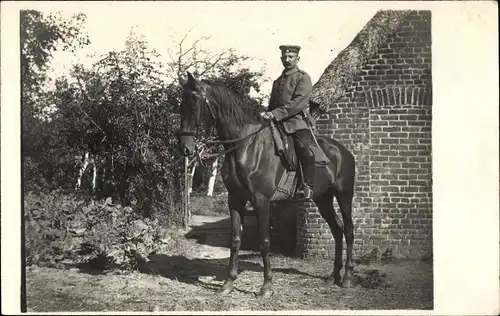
left=178, top=72, right=207, bottom=157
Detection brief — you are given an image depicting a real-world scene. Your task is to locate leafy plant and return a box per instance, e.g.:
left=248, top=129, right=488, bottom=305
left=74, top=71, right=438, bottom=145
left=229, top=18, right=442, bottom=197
left=21, top=11, right=267, bottom=239
left=24, top=191, right=177, bottom=270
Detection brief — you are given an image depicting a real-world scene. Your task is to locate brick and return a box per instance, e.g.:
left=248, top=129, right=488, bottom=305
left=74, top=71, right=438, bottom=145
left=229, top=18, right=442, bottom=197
left=382, top=186, right=400, bottom=193
left=371, top=90, right=380, bottom=107
left=305, top=218, right=318, bottom=225
left=376, top=90, right=385, bottom=106
left=388, top=120, right=406, bottom=127
left=307, top=223, right=322, bottom=228
left=378, top=137, right=400, bottom=145
left=373, top=64, right=391, bottom=70
left=382, top=126, right=402, bottom=133
left=372, top=154, right=391, bottom=162
left=379, top=151, right=398, bottom=158
left=402, top=87, right=411, bottom=104
left=399, top=113, right=419, bottom=121
left=390, top=180, right=408, bottom=186
left=402, top=162, right=421, bottom=169
left=371, top=120, right=389, bottom=127
left=388, top=132, right=407, bottom=138
left=380, top=89, right=389, bottom=106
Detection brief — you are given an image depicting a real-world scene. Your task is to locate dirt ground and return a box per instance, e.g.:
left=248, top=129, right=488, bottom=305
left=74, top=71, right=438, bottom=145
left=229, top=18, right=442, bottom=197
left=26, top=216, right=433, bottom=312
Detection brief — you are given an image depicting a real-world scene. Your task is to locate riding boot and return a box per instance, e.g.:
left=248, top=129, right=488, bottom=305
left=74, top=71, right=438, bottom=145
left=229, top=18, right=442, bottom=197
left=295, top=155, right=315, bottom=201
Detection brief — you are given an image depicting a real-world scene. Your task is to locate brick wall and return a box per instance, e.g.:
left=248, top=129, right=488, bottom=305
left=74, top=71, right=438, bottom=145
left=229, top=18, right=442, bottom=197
left=270, top=201, right=298, bottom=256
left=310, top=10, right=433, bottom=259
left=295, top=202, right=336, bottom=258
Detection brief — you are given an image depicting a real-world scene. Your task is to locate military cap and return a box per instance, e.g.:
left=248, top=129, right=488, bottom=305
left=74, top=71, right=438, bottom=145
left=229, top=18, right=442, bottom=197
left=279, top=45, right=301, bottom=54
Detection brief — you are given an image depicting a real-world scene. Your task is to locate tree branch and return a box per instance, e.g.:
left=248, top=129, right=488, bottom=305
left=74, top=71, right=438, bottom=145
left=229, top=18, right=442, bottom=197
left=75, top=75, right=107, bottom=142
left=198, top=52, right=228, bottom=77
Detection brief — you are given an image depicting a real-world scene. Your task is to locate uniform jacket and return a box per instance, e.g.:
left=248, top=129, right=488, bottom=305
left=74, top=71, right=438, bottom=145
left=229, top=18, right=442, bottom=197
left=268, top=66, right=313, bottom=134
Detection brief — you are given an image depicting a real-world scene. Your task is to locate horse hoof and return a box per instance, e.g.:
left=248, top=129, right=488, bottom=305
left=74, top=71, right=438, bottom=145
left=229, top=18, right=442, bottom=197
left=342, top=278, right=352, bottom=288
left=325, top=274, right=342, bottom=286
left=216, top=284, right=234, bottom=295
left=256, top=288, right=274, bottom=298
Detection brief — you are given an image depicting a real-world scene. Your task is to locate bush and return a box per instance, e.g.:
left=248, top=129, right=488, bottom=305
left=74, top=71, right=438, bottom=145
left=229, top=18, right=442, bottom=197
left=25, top=191, right=179, bottom=270
left=189, top=194, right=228, bottom=216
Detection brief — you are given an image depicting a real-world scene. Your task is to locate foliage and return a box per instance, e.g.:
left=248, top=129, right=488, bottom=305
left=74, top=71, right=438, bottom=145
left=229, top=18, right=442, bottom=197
left=204, top=54, right=267, bottom=107
left=24, top=191, right=178, bottom=270
left=21, top=11, right=267, bottom=243
left=48, top=30, right=187, bottom=224
left=189, top=194, right=229, bottom=216
left=44, top=28, right=266, bottom=203
left=21, top=9, right=90, bottom=192
left=21, top=10, right=90, bottom=100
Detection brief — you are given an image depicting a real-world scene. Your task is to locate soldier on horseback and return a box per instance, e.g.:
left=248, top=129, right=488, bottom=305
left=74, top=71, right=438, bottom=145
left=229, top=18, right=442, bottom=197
left=260, top=45, right=315, bottom=201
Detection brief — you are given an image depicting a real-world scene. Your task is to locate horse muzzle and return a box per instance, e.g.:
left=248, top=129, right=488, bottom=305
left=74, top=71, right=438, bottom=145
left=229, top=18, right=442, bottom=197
left=177, top=131, right=196, bottom=157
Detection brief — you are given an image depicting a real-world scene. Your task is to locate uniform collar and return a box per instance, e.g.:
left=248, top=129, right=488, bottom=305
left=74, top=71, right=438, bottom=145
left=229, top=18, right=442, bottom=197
left=282, top=66, right=300, bottom=76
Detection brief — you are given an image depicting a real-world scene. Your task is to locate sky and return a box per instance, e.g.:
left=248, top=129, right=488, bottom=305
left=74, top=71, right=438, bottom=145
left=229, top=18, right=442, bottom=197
left=35, top=1, right=408, bottom=97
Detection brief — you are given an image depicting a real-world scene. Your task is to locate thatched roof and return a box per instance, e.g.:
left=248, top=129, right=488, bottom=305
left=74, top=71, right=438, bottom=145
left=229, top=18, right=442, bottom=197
left=309, top=10, right=412, bottom=117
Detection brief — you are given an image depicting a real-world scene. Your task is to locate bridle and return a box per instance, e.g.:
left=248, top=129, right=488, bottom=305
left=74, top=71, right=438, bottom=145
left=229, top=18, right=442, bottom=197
left=177, top=88, right=269, bottom=165
left=176, top=90, right=213, bottom=137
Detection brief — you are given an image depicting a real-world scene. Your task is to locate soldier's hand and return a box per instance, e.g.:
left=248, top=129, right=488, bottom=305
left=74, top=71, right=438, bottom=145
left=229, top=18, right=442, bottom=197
left=260, top=112, right=274, bottom=121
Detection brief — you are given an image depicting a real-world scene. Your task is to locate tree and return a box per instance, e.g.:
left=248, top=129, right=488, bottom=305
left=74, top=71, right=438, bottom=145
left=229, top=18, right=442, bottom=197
left=21, top=10, right=90, bottom=118
left=165, top=29, right=268, bottom=195
left=21, top=9, right=90, bottom=191
left=54, top=29, right=181, bottom=217
left=22, top=18, right=267, bottom=224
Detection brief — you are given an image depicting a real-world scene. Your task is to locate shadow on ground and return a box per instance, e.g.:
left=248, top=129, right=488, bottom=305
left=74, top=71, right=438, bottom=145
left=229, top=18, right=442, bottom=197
left=138, top=253, right=326, bottom=293
left=184, top=214, right=297, bottom=256
left=184, top=216, right=261, bottom=252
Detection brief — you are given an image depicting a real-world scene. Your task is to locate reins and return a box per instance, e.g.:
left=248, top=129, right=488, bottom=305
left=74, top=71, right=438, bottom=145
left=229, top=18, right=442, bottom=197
left=205, top=123, right=269, bottom=146
left=195, top=123, right=269, bottom=165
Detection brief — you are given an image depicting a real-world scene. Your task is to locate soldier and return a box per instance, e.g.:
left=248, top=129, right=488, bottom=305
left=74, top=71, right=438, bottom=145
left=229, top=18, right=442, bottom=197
left=260, top=45, right=315, bottom=201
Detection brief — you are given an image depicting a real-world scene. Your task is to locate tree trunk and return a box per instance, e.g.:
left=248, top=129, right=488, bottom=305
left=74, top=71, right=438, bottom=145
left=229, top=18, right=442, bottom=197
left=188, top=162, right=197, bottom=194
left=76, top=151, right=90, bottom=190
left=184, top=157, right=190, bottom=228
left=92, top=157, right=97, bottom=193
left=206, top=158, right=218, bottom=197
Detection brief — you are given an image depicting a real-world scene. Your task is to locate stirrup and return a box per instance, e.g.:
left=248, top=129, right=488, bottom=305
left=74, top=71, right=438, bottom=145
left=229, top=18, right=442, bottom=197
left=295, top=184, right=313, bottom=201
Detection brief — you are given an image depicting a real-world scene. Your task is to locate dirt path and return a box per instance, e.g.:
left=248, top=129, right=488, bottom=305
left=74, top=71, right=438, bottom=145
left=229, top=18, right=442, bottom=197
left=26, top=215, right=433, bottom=312
left=183, top=215, right=232, bottom=259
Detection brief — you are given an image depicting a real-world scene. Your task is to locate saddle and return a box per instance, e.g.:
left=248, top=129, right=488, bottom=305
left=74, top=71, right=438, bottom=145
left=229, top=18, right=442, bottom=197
left=270, top=122, right=297, bottom=171
left=269, top=121, right=330, bottom=201
left=269, top=121, right=329, bottom=170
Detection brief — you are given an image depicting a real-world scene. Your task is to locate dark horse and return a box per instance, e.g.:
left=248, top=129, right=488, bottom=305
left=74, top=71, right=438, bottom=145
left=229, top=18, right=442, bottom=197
left=178, top=72, right=356, bottom=297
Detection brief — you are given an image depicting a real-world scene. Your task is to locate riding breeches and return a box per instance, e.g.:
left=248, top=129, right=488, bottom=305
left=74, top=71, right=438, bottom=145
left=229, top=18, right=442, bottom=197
left=291, top=129, right=315, bottom=187
left=290, top=129, right=314, bottom=164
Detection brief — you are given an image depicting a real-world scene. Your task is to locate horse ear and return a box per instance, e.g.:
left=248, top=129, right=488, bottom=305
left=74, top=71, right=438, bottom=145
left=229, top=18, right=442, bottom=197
left=186, top=71, right=201, bottom=90
left=187, top=71, right=196, bottom=83
left=179, top=73, right=188, bottom=86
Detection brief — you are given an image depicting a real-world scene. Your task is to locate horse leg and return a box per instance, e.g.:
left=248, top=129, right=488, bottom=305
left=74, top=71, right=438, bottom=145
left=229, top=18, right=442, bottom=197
left=254, top=195, right=273, bottom=298
left=337, top=191, right=355, bottom=288
left=217, top=194, right=246, bottom=295
left=316, top=193, right=344, bottom=285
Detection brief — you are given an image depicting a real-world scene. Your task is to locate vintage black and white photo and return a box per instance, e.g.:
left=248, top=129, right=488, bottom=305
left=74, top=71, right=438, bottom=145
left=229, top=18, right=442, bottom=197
left=1, top=1, right=498, bottom=314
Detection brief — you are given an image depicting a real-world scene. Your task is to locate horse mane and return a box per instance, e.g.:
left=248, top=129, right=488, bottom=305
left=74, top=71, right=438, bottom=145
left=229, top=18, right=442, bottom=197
left=202, top=80, right=265, bottom=126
